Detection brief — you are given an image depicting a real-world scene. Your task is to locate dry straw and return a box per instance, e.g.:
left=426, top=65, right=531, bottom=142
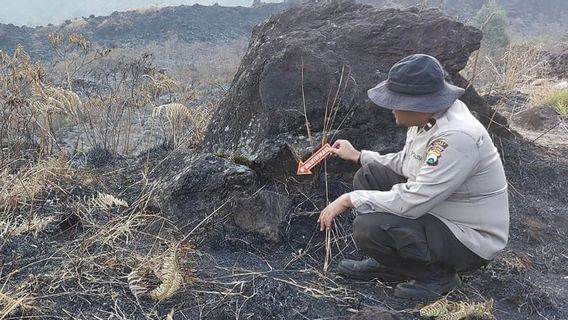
left=419, top=297, right=449, bottom=317
left=419, top=298, right=494, bottom=320
left=126, top=245, right=185, bottom=302
left=153, top=102, right=215, bottom=147
left=0, top=291, right=36, bottom=319
left=91, top=192, right=129, bottom=209
left=149, top=247, right=184, bottom=301
left=127, top=269, right=148, bottom=300
left=298, top=60, right=352, bottom=272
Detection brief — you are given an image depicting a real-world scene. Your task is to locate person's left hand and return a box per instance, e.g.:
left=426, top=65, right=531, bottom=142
left=318, top=194, right=353, bottom=231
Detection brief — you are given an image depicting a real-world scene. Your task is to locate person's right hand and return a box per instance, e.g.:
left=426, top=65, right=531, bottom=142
left=330, top=139, right=361, bottom=163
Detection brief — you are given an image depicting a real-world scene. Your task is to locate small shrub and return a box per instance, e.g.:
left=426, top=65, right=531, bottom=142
left=499, top=42, right=548, bottom=91
left=472, top=0, right=510, bottom=55
left=463, top=41, right=552, bottom=94
left=548, top=89, right=568, bottom=117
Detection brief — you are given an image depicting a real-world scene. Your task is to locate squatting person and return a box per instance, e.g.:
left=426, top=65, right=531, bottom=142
left=318, top=54, right=509, bottom=300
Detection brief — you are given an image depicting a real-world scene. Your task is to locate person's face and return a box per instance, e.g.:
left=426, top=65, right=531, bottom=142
left=392, top=110, right=431, bottom=127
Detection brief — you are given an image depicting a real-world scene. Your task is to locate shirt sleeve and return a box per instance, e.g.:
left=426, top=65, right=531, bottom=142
left=358, top=128, right=413, bottom=176
left=349, top=131, right=480, bottom=218
left=359, top=149, right=406, bottom=176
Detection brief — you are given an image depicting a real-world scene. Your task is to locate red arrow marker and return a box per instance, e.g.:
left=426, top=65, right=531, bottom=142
left=297, top=143, right=333, bottom=175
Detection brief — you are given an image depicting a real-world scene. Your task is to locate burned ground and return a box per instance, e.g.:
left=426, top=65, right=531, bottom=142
left=2, top=134, right=566, bottom=319
left=1, top=1, right=567, bottom=320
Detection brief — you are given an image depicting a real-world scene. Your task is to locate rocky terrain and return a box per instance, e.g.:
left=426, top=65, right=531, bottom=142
left=157, top=2, right=568, bottom=319
left=0, top=3, right=293, bottom=60
left=0, top=1, right=567, bottom=320
left=1, top=0, right=568, bottom=62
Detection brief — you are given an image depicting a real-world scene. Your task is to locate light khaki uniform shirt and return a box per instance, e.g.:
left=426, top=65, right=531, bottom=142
left=349, top=100, right=509, bottom=260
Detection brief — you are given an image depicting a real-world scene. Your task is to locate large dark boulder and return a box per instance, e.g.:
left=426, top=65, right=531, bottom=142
left=163, top=0, right=495, bottom=241
left=204, top=0, right=492, bottom=181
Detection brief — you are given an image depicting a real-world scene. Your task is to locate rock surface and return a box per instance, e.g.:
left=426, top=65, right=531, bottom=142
left=159, top=152, right=257, bottom=223
left=546, top=45, right=568, bottom=78
left=159, top=1, right=497, bottom=241
left=231, top=190, right=292, bottom=242
left=513, top=105, right=562, bottom=131
left=204, top=0, right=490, bottom=180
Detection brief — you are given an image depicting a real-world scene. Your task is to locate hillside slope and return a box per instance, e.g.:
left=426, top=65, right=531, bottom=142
left=1, top=0, right=566, bottom=61
left=0, top=3, right=292, bottom=60
left=358, top=0, right=568, bottom=39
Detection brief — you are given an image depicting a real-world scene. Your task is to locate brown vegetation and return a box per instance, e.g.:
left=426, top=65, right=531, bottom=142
left=0, top=33, right=229, bottom=319
left=0, top=17, right=567, bottom=319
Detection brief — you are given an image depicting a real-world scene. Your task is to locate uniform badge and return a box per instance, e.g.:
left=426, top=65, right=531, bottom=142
left=425, top=139, right=448, bottom=166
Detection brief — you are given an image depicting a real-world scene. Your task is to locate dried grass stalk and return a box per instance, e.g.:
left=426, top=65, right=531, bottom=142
left=420, top=297, right=449, bottom=317
left=499, top=43, right=548, bottom=92
left=323, top=228, right=332, bottom=272
left=417, top=299, right=494, bottom=320
left=0, top=291, right=35, bottom=318
left=150, top=247, right=184, bottom=301
left=11, top=215, right=56, bottom=237
left=127, top=269, right=149, bottom=299
left=165, top=308, right=175, bottom=320
left=0, top=155, right=68, bottom=212
left=92, top=192, right=129, bottom=209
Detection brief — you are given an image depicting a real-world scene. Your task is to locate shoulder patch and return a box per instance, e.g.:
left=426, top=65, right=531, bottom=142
left=425, top=139, right=448, bottom=166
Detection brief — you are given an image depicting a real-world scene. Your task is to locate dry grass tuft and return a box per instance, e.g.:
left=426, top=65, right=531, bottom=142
left=0, top=153, right=69, bottom=214
left=143, top=73, right=179, bottom=96
left=125, top=245, right=187, bottom=302
left=9, top=215, right=57, bottom=237
left=463, top=42, right=549, bottom=94
left=127, top=269, right=149, bottom=300
left=526, top=79, right=561, bottom=107
left=0, top=290, right=37, bottom=318
left=153, top=102, right=216, bottom=147
left=419, top=297, right=449, bottom=317
left=496, top=43, right=548, bottom=92
left=153, top=103, right=192, bottom=122
left=92, top=192, right=129, bottom=209
left=419, top=298, right=494, bottom=320
left=32, top=85, right=82, bottom=121
left=149, top=246, right=184, bottom=301
left=79, top=210, right=152, bottom=249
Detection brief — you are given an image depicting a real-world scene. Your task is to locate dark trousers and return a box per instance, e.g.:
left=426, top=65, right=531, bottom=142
left=352, top=163, right=488, bottom=280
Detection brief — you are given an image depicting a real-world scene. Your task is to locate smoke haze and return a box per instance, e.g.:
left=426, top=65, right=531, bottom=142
left=0, top=0, right=282, bottom=27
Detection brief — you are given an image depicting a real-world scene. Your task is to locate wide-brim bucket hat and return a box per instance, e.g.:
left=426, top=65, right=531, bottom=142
left=367, top=54, right=465, bottom=113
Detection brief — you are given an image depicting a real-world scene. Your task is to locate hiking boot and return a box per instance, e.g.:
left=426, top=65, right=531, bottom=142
left=336, top=258, right=405, bottom=282
left=394, top=273, right=461, bottom=300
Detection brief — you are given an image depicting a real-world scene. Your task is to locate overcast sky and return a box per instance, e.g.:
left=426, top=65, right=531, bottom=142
left=0, top=0, right=283, bottom=27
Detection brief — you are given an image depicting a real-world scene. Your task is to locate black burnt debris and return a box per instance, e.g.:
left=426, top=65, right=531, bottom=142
left=1, top=1, right=567, bottom=319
